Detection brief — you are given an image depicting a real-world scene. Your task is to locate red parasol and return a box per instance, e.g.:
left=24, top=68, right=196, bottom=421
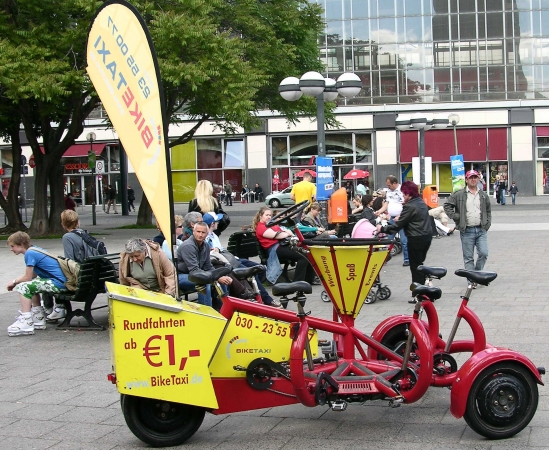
left=344, top=169, right=370, bottom=180
left=295, top=169, right=317, bottom=178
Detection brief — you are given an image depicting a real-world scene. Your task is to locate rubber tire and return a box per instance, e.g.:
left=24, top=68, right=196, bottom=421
left=321, top=291, right=331, bottom=302
left=269, top=198, right=281, bottom=208
left=463, top=362, right=539, bottom=440
left=377, top=323, right=410, bottom=360
left=378, top=286, right=391, bottom=300
left=364, top=288, right=378, bottom=304
left=390, top=242, right=402, bottom=256
left=121, top=394, right=206, bottom=447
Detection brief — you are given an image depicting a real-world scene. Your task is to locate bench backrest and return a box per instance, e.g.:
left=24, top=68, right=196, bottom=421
left=227, top=230, right=259, bottom=259
left=70, top=254, right=120, bottom=298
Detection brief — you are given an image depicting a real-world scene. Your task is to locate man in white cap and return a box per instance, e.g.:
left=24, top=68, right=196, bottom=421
left=444, top=170, right=492, bottom=274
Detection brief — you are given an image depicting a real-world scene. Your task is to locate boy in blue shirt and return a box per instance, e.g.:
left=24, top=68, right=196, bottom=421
left=6, top=231, right=67, bottom=336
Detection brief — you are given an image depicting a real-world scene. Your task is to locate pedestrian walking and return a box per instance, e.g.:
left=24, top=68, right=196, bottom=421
left=64, top=192, right=76, bottom=211
left=376, top=181, right=433, bottom=302
left=444, top=170, right=492, bottom=277
left=499, top=177, right=507, bottom=205
left=106, top=184, right=118, bottom=214
left=127, top=185, right=136, bottom=212
left=509, top=181, right=519, bottom=204
left=224, top=181, right=233, bottom=206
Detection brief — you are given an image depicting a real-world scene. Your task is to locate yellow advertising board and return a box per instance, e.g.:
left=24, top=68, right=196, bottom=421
left=86, top=1, right=173, bottom=249
left=210, top=313, right=318, bottom=378
left=308, top=245, right=389, bottom=318
left=107, top=283, right=226, bottom=408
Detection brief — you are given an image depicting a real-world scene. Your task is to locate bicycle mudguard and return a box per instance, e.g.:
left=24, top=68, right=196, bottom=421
left=450, top=347, right=544, bottom=418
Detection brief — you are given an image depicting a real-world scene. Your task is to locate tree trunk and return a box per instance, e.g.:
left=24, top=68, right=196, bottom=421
left=28, top=158, right=54, bottom=235
left=137, top=192, right=153, bottom=226
left=48, top=163, right=66, bottom=234
left=0, top=133, right=25, bottom=233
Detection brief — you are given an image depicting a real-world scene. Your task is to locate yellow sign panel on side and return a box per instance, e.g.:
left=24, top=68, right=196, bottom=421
left=210, top=313, right=318, bottom=378
left=308, top=245, right=389, bottom=318
left=107, top=283, right=226, bottom=409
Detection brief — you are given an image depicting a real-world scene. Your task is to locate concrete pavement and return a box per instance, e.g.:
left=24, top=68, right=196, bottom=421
left=0, top=197, right=548, bottom=449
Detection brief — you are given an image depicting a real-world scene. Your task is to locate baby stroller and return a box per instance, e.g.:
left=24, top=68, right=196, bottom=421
left=351, top=219, right=392, bottom=304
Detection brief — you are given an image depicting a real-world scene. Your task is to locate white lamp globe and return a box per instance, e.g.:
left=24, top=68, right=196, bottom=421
left=410, top=113, right=428, bottom=130
left=433, top=113, right=450, bottom=129
left=299, top=71, right=325, bottom=97
left=336, top=73, right=362, bottom=98
left=395, top=115, right=411, bottom=131
left=278, top=77, right=303, bottom=101
left=323, top=78, right=338, bottom=101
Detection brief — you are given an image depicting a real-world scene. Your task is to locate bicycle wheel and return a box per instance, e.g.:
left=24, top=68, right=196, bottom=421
left=378, top=286, right=391, bottom=300
left=364, top=287, right=379, bottom=304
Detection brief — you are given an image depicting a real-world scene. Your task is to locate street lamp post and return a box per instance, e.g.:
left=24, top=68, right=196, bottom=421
left=278, top=72, right=362, bottom=157
left=396, top=113, right=450, bottom=191
left=449, top=113, right=460, bottom=155
left=86, top=132, right=97, bottom=225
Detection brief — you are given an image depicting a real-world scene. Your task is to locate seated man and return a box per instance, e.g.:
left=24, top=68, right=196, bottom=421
left=177, top=221, right=232, bottom=308
left=202, top=212, right=281, bottom=307
left=119, top=238, right=176, bottom=296
left=6, top=231, right=66, bottom=336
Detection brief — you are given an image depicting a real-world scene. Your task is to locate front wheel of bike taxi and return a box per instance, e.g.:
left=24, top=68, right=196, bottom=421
left=121, top=394, right=206, bottom=447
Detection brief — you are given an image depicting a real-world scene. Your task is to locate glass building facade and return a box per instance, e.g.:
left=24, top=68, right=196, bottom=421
left=315, top=0, right=549, bottom=105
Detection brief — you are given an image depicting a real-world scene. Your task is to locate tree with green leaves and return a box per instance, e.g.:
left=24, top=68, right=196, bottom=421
left=0, top=0, right=101, bottom=234
left=0, top=0, right=327, bottom=231
left=133, top=0, right=327, bottom=223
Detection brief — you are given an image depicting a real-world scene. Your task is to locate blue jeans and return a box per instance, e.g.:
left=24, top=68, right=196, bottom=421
left=500, top=189, right=506, bottom=205
left=511, top=193, right=516, bottom=204
left=388, top=217, right=409, bottom=262
left=178, top=274, right=212, bottom=306
left=460, top=227, right=488, bottom=271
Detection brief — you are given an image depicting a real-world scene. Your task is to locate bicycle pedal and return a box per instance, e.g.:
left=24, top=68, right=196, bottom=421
left=331, top=400, right=347, bottom=412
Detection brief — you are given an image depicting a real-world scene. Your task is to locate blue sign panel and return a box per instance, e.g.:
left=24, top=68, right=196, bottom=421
left=316, top=157, right=334, bottom=200
left=450, top=154, right=465, bottom=191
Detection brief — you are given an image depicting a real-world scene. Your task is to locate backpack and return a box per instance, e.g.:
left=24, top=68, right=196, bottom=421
left=72, top=230, right=108, bottom=256
left=32, top=248, right=80, bottom=291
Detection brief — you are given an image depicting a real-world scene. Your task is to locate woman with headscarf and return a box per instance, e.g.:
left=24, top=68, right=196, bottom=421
left=377, top=181, right=432, bottom=302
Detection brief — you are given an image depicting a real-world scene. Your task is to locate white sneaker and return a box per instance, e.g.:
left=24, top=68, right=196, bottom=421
left=47, top=307, right=67, bottom=321
left=8, top=312, right=34, bottom=336
left=31, top=306, right=47, bottom=330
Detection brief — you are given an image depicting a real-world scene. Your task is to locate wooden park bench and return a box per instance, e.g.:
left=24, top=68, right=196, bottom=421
left=53, top=253, right=120, bottom=330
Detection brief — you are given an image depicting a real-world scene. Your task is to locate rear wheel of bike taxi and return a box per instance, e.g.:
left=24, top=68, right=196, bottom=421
left=121, top=394, right=206, bottom=447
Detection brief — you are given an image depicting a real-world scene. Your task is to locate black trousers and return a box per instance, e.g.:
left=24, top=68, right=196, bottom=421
left=276, top=245, right=315, bottom=284
left=407, top=235, right=432, bottom=287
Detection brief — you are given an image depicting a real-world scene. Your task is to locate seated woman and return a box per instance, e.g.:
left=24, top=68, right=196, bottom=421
left=161, top=215, right=184, bottom=261
left=253, top=206, right=315, bottom=285
left=299, top=202, right=336, bottom=238
left=119, top=238, right=176, bottom=296
left=359, top=194, right=377, bottom=225
left=350, top=195, right=363, bottom=216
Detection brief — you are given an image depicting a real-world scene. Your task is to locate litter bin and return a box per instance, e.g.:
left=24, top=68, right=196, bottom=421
left=422, top=185, right=439, bottom=208
left=328, top=187, right=348, bottom=223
